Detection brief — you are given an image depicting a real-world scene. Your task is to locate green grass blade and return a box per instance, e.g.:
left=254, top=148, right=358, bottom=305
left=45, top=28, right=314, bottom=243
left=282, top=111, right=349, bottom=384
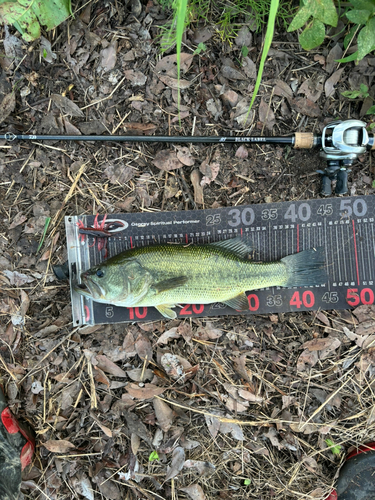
left=247, top=0, right=279, bottom=118
left=37, top=217, right=51, bottom=253
left=175, top=0, right=188, bottom=114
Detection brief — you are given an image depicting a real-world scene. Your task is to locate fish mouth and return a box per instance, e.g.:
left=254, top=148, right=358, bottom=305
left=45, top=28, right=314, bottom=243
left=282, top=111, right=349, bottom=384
left=73, top=277, right=106, bottom=300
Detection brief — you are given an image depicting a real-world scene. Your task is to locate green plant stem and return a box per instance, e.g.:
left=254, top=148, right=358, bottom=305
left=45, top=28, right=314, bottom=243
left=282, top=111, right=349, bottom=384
left=247, top=0, right=279, bottom=115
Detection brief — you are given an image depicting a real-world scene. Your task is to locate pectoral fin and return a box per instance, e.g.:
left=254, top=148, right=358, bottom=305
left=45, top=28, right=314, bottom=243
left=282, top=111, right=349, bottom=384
left=156, top=304, right=177, bottom=319
left=153, top=276, right=188, bottom=293
left=223, top=292, right=249, bottom=311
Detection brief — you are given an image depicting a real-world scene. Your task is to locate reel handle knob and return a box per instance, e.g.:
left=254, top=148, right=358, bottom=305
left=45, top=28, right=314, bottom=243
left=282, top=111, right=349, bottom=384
left=321, top=175, right=332, bottom=196
left=335, top=169, right=349, bottom=195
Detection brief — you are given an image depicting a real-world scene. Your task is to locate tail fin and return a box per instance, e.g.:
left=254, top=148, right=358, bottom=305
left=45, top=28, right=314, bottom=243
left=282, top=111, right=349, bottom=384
left=282, top=247, right=327, bottom=288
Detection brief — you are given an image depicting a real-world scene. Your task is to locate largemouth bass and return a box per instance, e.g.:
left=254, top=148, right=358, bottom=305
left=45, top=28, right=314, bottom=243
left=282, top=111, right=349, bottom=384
left=74, top=238, right=326, bottom=319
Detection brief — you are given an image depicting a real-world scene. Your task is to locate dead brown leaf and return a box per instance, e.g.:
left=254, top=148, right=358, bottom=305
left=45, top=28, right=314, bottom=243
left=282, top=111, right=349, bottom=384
left=103, top=163, right=135, bottom=185
left=3, top=270, right=35, bottom=286
left=325, top=68, right=344, bottom=98
left=180, top=484, right=206, bottom=500
left=158, top=75, right=192, bottom=89
left=71, top=473, right=94, bottom=500
left=200, top=160, right=220, bottom=186
left=43, top=439, right=75, bottom=453
left=157, top=327, right=181, bottom=345
left=126, top=368, right=154, bottom=382
left=123, top=122, right=157, bottom=135
left=155, top=53, right=194, bottom=77
left=153, top=397, right=173, bottom=432
left=0, top=93, right=15, bottom=125
left=124, top=411, right=152, bottom=444
left=94, top=367, right=110, bottom=387
left=135, top=333, right=153, bottom=360
left=191, top=169, right=204, bottom=204
left=152, top=149, right=183, bottom=171
left=9, top=212, right=27, bottom=230
left=176, top=146, right=195, bottom=166
left=353, top=304, right=375, bottom=323
left=290, top=97, right=321, bottom=117
left=272, top=79, right=293, bottom=99
left=100, top=41, right=117, bottom=72
left=123, top=331, right=137, bottom=357
left=94, top=354, right=127, bottom=377
left=297, top=349, right=319, bottom=372
left=51, top=94, right=84, bottom=117
left=124, top=69, right=147, bottom=86
left=235, top=145, right=248, bottom=159
left=258, top=98, right=275, bottom=130
left=165, top=446, right=185, bottom=480
left=325, top=43, right=343, bottom=74
left=219, top=420, right=244, bottom=440
left=238, top=388, right=263, bottom=403
left=183, top=460, right=215, bottom=476
left=302, top=337, right=340, bottom=352
left=126, top=383, right=166, bottom=399
left=298, top=77, right=324, bottom=102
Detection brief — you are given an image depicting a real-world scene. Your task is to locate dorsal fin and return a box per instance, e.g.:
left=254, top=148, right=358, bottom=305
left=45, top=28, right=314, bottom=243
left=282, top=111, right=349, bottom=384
left=208, top=237, right=253, bottom=259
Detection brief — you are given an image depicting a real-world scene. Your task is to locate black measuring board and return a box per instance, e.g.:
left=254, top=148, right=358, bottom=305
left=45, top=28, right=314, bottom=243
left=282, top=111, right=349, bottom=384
left=65, top=196, right=375, bottom=325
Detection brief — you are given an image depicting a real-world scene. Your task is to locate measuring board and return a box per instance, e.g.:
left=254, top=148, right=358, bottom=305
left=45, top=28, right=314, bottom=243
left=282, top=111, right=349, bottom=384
left=66, top=196, right=375, bottom=326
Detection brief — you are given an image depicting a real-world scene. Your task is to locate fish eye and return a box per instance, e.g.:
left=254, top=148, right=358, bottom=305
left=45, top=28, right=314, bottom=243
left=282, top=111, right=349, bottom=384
left=96, top=269, right=105, bottom=278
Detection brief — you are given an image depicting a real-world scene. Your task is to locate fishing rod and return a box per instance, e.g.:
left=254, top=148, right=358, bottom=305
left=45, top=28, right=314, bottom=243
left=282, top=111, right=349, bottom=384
left=3, top=119, right=374, bottom=196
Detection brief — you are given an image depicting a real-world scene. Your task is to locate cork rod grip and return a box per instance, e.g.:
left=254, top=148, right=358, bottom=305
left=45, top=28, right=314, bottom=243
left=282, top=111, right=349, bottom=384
left=294, top=132, right=315, bottom=149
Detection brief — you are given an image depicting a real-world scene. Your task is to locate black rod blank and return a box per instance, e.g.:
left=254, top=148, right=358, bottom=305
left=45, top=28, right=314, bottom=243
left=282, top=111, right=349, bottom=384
left=1, top=132, right=295, bottom=145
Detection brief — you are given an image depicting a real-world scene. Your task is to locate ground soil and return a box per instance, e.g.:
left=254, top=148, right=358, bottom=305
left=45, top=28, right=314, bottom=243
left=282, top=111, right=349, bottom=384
left=0, top=1, right=375, bottom=499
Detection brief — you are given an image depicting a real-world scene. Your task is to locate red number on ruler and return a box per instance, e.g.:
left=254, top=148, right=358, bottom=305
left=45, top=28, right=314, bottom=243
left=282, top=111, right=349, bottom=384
left=361, top=288, right=374, bottom=305
left=302, top=290, right=315, bottom=307
left=180, top=304, right=205, bottom=315
left=346, top=288, right=360, bottom=306
left=346, top=288, right=374, bottom=306
left=247, top=294, right=259, bottom=311
left=290, top=291, right=315, bottom=309
left=128, top=307, right=148, bottom=319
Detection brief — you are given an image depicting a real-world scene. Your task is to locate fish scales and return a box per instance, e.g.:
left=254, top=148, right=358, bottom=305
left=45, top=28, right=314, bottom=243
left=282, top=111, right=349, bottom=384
left=128, top=244, right=289, bottom=306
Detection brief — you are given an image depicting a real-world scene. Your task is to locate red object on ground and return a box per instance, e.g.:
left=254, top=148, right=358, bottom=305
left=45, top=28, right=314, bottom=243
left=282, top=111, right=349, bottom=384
left=326, top=442, right=375, bottom=500
left=0, top=392, right=35, bottom=470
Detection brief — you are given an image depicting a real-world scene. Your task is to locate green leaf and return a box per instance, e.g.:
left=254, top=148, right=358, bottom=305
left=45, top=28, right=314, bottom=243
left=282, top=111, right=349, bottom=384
left=366, top=105, right=375, bottom=114
left=299, top=19, right=326, bottom=50
left=43, top=48, right=47, bottom=59
left=336, top=51, right=359, bottom=63
left=244, top=479, right=251, bottom=485
left=288, top=5, right=311, bottom=31
left=316, top=0, right=338, bottom=27
left=325, top=438, right=342, bottom=455
left=194, top=42, right=206, bottom=55
left=0, top=0, right=71, bottom=42
left=360, top=83, right=369, bottom=96
left=341, top=89, right=362, bottom=98
left=349, top=0, right=375, bottom=12
left=372, top=179, right=375, bottom=188
left=37, top=217, right=51, bottom=253
left=346, top=8, right=372, bottom=24
left=241, top=45, right=249, bottom=57
left=149, top=450, right=159, bottom=462
left=357, top=18, right=375, bottom=60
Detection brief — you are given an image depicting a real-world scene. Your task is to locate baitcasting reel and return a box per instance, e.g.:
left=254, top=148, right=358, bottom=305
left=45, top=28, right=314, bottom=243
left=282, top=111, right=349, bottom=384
left=317, top=120, right=375, bottom=196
